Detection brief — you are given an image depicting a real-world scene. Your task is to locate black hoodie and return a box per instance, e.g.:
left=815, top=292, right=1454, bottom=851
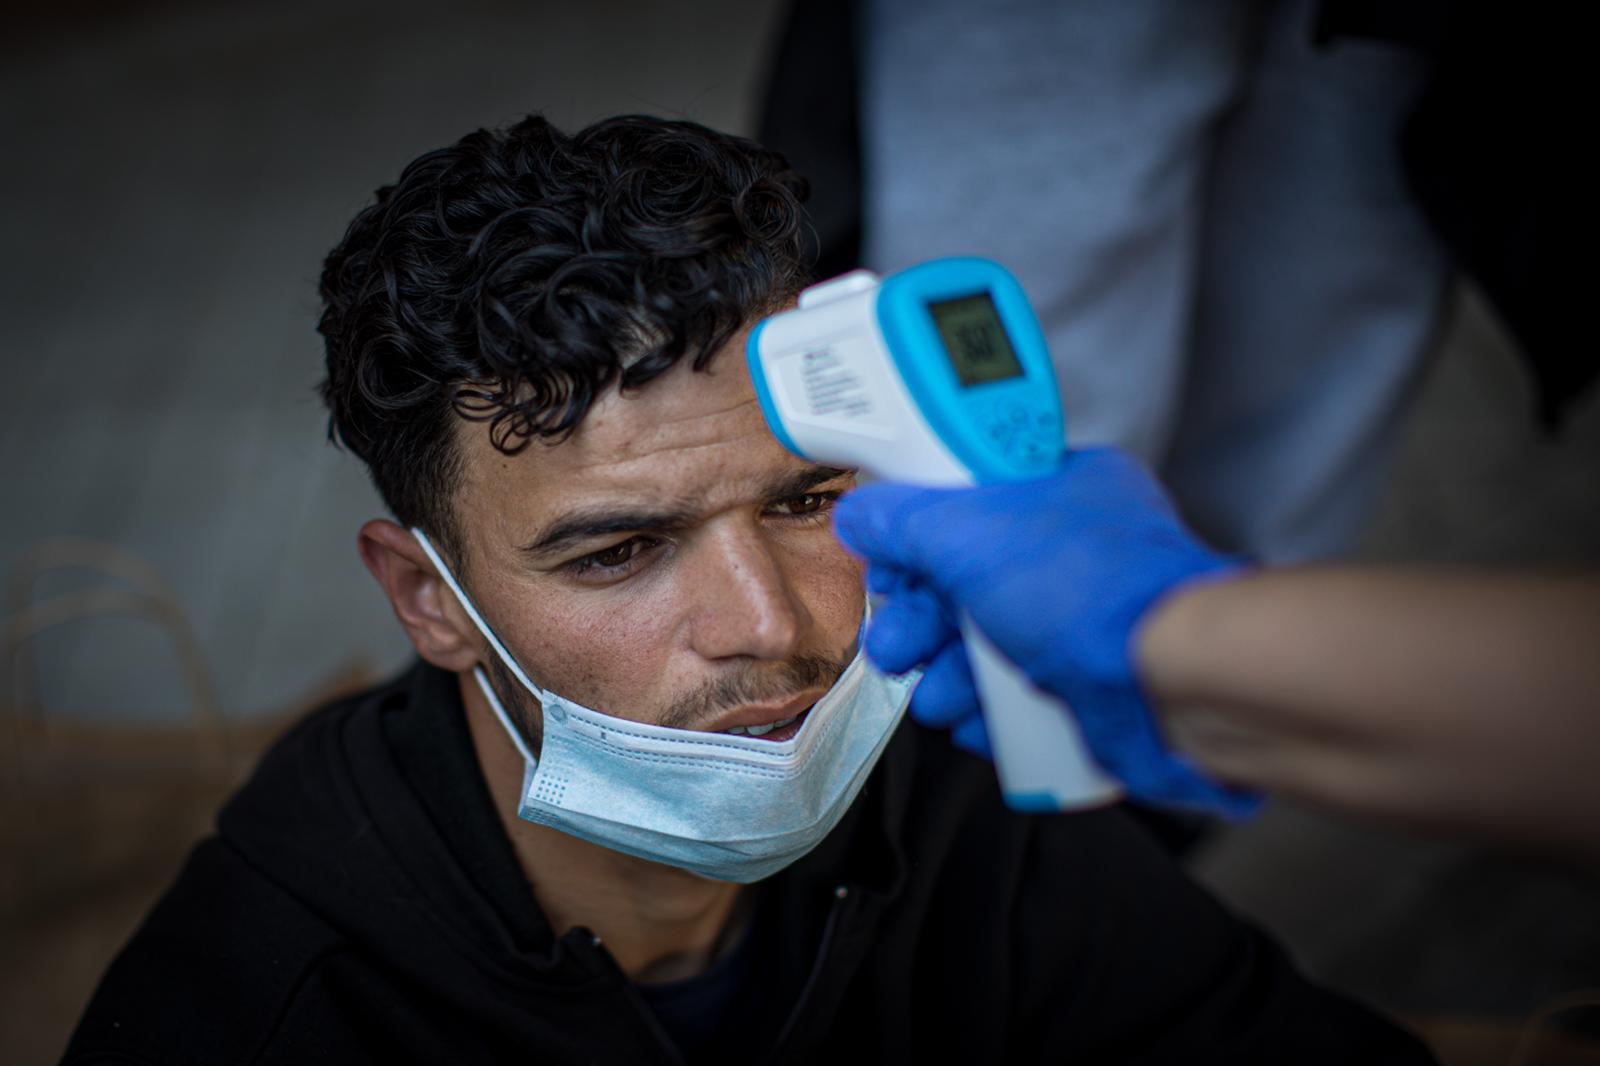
left=65, top=662, right=1434, bottom=1065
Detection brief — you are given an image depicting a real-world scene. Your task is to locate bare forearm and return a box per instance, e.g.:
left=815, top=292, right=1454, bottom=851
left=1137, top=568, right=1600, bottom=853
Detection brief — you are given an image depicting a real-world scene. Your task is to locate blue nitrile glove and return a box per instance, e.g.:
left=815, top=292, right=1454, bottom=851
left=834, top=447, right=1260, bottom=818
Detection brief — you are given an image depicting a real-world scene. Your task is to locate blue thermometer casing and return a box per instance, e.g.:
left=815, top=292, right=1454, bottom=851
left=748, top=257, right=1121, bottom=812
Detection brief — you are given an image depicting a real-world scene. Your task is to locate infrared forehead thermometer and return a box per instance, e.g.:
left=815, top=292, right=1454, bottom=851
left=748, top=257, right=1120, bottom=812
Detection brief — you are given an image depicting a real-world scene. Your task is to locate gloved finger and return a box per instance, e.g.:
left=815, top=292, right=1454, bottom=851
left=864, top=562, right=911, bottom=598
left=865, top=584, right=957, bottom=674
left=1068, top=447, right=1183, bottom=520
left=950, top=712, right=993, bottom=761
left=833, top=481, right=948, bottom=573
left=908, top=640, right=979, bottom=729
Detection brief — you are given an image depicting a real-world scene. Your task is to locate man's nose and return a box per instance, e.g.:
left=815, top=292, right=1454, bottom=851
left=688, top=525, right=809, bottom=661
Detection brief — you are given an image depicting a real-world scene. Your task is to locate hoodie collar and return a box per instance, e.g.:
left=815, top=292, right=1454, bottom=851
left=382, top=660, right=555, bottom=954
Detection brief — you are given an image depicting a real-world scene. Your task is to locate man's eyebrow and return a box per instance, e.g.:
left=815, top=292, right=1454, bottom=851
left=757, top=464, right=854, bottom=505
left=519, top=464, right=853, bottom=560
left=520, top=504, right=698, bottom=559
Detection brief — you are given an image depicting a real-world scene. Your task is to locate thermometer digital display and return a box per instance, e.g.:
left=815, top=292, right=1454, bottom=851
left=928, top=293, right=1025, bottom=387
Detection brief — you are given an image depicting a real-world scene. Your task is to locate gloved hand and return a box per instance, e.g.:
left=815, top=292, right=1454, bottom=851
left=833, top=447, right=1260, bottom=817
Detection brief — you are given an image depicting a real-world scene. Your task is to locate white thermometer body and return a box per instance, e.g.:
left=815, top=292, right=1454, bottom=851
left=747, top=258, right=1120, bottom=811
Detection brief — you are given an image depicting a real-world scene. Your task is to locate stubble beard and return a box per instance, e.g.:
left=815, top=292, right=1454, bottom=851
left=481, top=642, right=854, bottom=754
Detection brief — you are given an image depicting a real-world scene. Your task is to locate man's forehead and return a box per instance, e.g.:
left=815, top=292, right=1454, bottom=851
left=455, top=351, right=823, bottom=534
left=523, top=352, right=776, bottom=475
left=548, top=398, right=808, bottom=502
left=580, top=388, right=771, bottom=469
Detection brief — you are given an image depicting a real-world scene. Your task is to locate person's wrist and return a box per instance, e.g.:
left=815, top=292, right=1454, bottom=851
left=1134, top=564, right=1248, bottom=711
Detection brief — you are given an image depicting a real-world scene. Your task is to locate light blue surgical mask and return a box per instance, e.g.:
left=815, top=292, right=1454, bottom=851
left=412, top=529, right=917, bottom=883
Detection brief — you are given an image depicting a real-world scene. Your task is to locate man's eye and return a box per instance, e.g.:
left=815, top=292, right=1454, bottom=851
left=768, top=492, right=839, bottom=519
left=593, top=541, right=639, bottom=566
left=571, top=537, right=652, bottom=575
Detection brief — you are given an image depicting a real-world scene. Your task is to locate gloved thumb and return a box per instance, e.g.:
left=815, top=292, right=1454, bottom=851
left=833, top=481, right=941, bottom=573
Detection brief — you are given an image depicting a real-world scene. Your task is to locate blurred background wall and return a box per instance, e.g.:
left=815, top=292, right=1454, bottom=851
left=2, top=1, right=1596, bottom=1063
left=1, top=0, right=789, bottom=723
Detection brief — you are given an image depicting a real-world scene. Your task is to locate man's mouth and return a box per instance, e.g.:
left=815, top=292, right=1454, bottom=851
left=709, top=690, right=822, bottom=742
left=720, top=707, right=811, bottom=741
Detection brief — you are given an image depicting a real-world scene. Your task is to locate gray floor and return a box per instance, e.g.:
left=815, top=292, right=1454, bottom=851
left=3, top=0, right=1598, bottom=1036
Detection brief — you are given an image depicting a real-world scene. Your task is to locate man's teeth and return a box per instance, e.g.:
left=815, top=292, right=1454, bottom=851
left=723, top=713, right=799, bottom=737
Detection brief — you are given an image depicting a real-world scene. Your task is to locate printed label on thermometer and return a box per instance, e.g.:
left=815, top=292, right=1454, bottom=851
left=799, top=345, right=874, bottom=418
left=774, top=336, right=895, bottom=438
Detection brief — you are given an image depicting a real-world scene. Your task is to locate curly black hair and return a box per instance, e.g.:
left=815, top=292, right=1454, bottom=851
left=317, top=114, right=813, bottom=563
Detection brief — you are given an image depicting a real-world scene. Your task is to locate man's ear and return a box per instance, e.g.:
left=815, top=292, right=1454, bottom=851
left=358, top=519, right=482, bottom=673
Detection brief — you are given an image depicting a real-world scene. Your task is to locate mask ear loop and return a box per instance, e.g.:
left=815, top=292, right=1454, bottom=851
left=472, top=667, right=538, bottom=766
left=411, top=528, right=542, bottom=766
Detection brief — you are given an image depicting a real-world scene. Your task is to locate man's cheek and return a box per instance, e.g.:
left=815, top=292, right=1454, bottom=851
left=819, top=534, right=866, bottom=588
left=548, top=598, right=680, bottom=716
left=795, top=543, right=867, bottom=641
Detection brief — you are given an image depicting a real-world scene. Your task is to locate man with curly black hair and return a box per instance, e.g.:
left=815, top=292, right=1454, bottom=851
left=66, top=115, right=1435, bottom=1065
